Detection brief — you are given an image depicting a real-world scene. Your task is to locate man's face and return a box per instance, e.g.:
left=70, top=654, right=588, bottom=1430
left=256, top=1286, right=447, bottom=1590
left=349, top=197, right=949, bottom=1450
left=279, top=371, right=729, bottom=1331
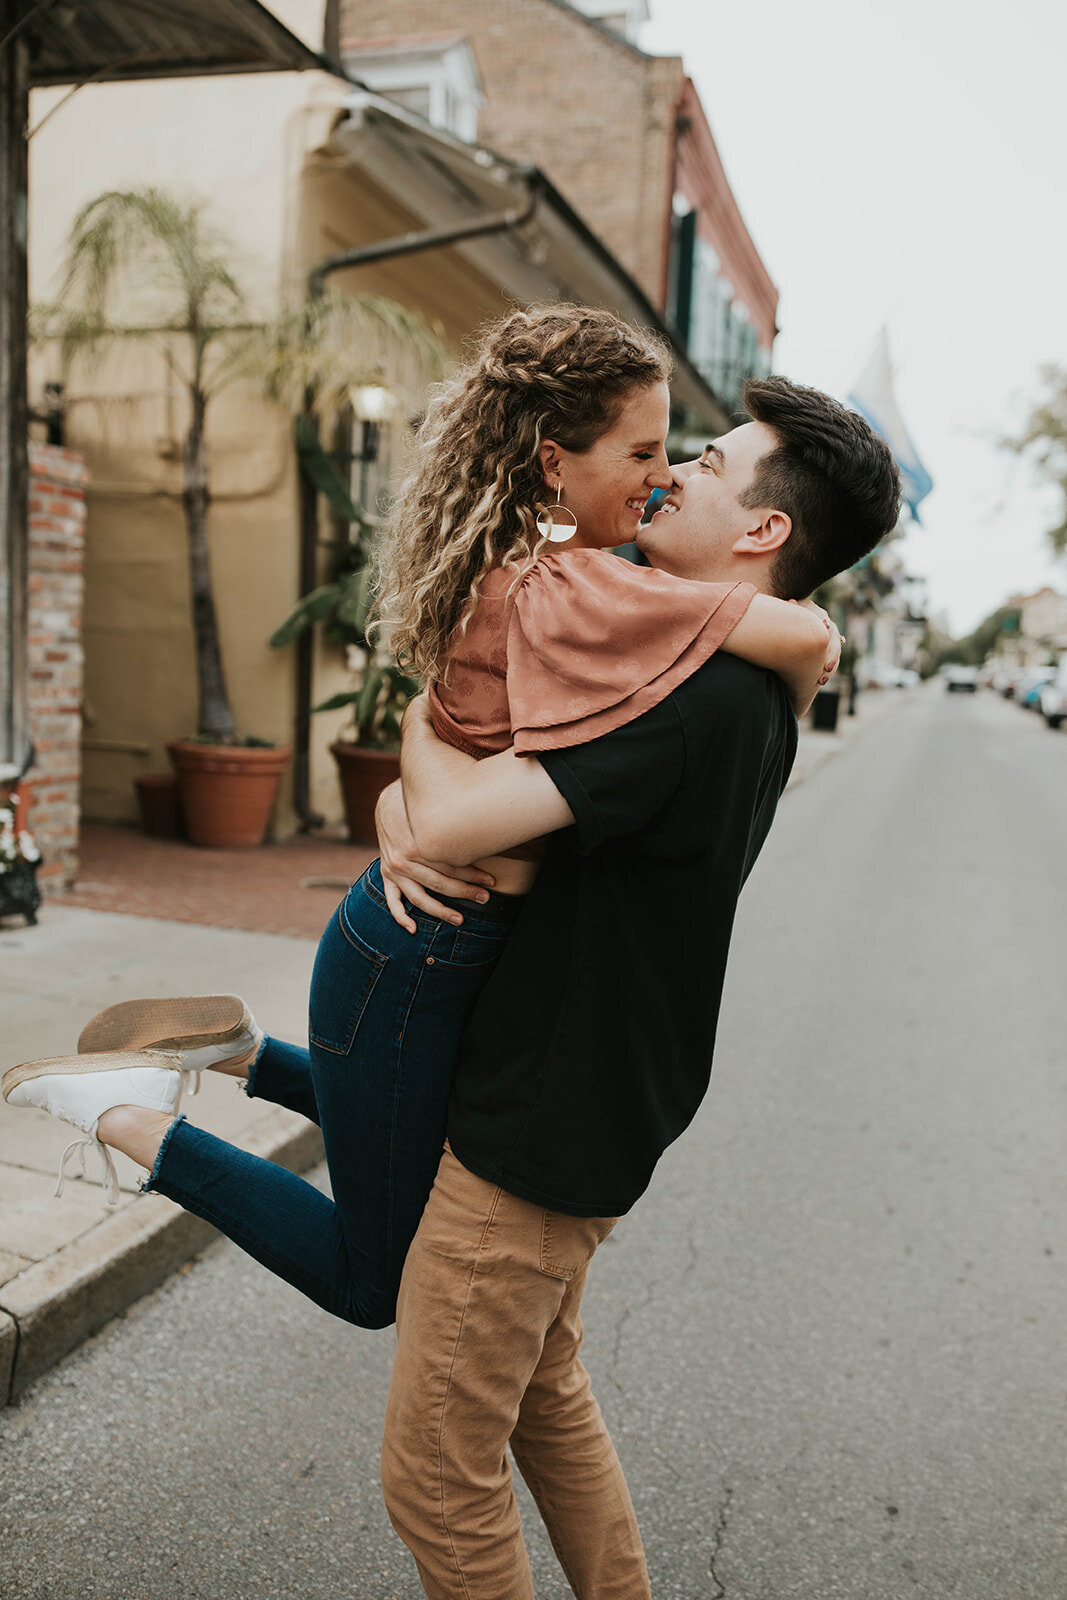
left=637, top=420, right=780, bottom=581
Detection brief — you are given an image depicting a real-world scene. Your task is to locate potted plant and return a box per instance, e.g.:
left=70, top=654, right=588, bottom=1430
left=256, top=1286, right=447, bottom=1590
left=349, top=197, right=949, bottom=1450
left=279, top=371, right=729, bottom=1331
left=164, top=735, right=292, bottom=850
left=39, top=186, right=441, bottom=848
left=269, top=471, right=420, bottom=845
left=319, top=654, right=422, bottom=846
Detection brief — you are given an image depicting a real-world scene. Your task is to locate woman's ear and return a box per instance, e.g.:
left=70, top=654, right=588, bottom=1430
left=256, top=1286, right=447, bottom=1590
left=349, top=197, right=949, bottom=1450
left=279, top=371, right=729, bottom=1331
left=539, top=439, right=562, bottom=486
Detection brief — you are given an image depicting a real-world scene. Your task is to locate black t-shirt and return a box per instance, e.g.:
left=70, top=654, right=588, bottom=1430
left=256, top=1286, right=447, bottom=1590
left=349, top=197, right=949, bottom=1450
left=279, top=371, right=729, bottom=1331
left=446, top=654, right=798, bottom=1218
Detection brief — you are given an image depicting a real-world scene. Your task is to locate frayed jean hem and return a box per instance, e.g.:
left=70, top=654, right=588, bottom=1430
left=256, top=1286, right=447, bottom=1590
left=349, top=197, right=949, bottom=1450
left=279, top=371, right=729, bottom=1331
left=243, top=1034, right=270, bottom=1100
left=143, top=1112, right=187, bottom=1192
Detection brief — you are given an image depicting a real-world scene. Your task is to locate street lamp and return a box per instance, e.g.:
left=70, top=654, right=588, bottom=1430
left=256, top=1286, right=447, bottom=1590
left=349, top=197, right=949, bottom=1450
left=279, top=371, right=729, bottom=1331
left=349, top=385, right=398, bottom=515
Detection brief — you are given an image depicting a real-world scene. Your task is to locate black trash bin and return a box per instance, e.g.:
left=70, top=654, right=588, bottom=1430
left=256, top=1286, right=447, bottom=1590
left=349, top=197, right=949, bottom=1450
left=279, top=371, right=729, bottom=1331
left=811, top=688, right=841, bottom=732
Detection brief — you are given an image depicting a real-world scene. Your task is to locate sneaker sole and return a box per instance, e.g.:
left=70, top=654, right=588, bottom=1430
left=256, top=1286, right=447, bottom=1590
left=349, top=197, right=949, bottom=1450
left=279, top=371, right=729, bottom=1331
left=78, top=995, right=251, bottom=1057
left=2, top=1049, right=181, bottom=1100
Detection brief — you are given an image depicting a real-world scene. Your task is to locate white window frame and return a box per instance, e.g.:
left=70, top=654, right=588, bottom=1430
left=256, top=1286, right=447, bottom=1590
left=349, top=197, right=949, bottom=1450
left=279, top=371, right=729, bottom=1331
left=342, top=39, right=483, bottom=143
left=568, top=0, right=650, bottom=43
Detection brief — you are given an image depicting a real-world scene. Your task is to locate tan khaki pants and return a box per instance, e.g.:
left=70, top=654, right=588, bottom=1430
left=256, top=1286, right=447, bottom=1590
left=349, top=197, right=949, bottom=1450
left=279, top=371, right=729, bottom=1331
left=381, top=1146, right=650, bottom=1600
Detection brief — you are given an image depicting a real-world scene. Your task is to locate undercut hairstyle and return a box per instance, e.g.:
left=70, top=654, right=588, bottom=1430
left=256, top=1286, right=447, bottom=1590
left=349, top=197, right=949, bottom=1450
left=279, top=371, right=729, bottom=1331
left=739, top=376, right=902, bottom=599
left=375, top=305, right=672, bottom=683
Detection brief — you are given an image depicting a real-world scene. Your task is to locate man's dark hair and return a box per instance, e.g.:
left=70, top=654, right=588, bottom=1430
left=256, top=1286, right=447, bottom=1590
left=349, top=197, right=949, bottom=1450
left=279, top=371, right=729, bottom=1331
left=739, top=376, right=902, bottom=598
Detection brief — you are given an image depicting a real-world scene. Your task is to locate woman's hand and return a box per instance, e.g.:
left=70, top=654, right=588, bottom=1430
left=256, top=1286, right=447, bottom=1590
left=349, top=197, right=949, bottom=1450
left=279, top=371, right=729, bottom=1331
left=793, top=599, right=844, bottom=685
left=375, top=780, right=495, bottom=934
left=719, top=592, right=843, bottom=716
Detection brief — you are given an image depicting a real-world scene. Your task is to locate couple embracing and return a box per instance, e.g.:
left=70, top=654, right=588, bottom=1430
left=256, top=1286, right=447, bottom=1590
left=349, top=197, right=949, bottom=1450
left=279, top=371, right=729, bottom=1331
left=4, top=305, right=899, bottom=1598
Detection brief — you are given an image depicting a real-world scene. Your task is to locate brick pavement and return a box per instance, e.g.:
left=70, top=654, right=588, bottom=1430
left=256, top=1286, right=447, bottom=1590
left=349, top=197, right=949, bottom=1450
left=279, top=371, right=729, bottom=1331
left=64, top=823, right=377, bottom=939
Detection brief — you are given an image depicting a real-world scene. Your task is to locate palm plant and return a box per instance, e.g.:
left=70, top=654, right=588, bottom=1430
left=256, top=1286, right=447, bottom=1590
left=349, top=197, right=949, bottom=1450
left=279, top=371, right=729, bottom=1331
left=35, top=186, right=443, bottom=742
left=265, top=422, right=422, bottom=746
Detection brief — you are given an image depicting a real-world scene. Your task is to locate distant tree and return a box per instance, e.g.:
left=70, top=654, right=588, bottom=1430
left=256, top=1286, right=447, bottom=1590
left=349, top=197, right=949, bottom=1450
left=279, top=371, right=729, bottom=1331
left=929, top=605, right=1020, bottom=672
left=919, top=621, right=956, bottom=675
left=34, top=187, right=442, bottom=742
left=1004, top=363, right=1067, bottom=558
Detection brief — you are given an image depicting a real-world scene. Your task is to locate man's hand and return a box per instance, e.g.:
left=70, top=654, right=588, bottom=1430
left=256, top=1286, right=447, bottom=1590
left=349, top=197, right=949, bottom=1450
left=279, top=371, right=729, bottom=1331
left=375, top=780, right=496, bottom=934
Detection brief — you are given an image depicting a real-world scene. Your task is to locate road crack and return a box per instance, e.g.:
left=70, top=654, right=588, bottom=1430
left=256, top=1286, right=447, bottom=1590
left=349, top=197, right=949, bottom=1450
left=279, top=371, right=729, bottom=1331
left=708, top=1485, right=733, bottom=1599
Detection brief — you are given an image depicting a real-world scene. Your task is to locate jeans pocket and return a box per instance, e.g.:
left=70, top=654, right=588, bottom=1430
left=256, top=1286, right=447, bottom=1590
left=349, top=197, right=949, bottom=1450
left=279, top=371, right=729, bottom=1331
left=308, top=896, right=389, bottom=1057
left=429, top=920, right=510, bottom=969
left=539, top=1210, right=612, bottom=1280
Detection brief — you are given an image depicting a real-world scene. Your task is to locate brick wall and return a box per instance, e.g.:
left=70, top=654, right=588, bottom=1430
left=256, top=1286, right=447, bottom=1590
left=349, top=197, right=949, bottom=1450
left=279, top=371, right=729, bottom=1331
left=340, top=0, right=683, bottom=305
left=26, top=443, right=86, bottom=894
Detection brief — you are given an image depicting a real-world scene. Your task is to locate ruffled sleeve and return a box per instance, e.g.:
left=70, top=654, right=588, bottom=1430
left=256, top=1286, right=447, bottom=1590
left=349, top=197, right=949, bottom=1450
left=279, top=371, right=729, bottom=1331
left=507, top=549, right=756, bottom=753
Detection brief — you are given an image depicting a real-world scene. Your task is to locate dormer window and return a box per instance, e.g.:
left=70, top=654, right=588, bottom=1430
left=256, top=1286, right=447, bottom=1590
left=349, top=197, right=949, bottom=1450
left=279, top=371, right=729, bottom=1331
left=342, top=35, right=484, bottom=143
left=568, top=0, right=650, bottom=44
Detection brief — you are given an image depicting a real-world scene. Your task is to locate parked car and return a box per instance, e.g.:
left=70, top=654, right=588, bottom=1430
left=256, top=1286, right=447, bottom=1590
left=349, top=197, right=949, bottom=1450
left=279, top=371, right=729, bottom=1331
left=1039, top=660, right=1067, bottom=728
left=859, top=659, right=920, bottom=689
left=994, top=664, right=1022, bottom=697
left=943, top=664, right=978, bottom=693
left=1016, top=666, right=1056, bottom=710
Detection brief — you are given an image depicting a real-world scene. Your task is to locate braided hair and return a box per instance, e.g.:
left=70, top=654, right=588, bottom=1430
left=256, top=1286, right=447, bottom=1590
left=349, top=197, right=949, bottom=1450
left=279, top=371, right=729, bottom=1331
left=374, top=304, right=671, bottom=684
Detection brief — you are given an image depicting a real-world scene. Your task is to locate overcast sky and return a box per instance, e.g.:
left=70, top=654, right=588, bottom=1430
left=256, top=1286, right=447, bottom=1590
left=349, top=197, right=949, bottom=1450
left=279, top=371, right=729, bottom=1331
left=640, top=0, right=1066, bottom=634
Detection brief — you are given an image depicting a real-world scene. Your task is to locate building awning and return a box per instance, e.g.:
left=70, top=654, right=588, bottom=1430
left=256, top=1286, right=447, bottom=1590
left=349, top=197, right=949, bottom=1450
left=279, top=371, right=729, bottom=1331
left=328, top=96, right=732, bottom=435
left=27, top=0, right=331, bottom=87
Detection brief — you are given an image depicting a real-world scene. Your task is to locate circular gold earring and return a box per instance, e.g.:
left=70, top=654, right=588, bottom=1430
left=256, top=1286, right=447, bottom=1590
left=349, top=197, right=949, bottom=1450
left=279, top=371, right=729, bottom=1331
left=536, top=482, right=579, bottom=544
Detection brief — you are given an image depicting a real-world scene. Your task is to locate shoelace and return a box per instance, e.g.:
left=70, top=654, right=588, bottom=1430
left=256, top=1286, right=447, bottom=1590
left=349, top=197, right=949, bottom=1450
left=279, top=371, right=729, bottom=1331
left=55, top=1136, right=121, bottom=1208
left=179, top=1067, right=201, bottom=1099
left=53, top=1074, right=186, bottom=1208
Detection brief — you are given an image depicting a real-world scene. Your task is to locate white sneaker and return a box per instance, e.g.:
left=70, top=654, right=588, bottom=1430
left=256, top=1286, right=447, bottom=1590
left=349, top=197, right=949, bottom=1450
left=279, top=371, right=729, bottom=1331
left=77, top=995, right=262, bottom=1098
left=2, top=1049, right=183, bottom=1207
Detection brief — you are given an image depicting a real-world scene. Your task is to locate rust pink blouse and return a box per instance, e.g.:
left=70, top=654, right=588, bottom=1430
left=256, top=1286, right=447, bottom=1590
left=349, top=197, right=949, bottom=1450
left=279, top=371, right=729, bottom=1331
left=428, top=548, right=756, bottom=757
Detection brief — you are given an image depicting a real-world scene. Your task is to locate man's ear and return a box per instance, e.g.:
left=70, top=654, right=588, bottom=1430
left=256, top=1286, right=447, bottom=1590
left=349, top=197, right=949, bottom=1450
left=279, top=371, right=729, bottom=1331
left=733, top=509, right=791, bottom=556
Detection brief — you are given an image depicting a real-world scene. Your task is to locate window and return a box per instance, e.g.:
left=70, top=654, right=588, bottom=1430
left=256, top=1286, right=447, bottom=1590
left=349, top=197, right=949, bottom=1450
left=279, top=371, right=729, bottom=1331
left=569, top=0, right=650, bottom=43
left=383, top=85, right=432, bottom=122
left=682, top=238, right=767, bottom=410
left=343, top=38, right=483, bottom=143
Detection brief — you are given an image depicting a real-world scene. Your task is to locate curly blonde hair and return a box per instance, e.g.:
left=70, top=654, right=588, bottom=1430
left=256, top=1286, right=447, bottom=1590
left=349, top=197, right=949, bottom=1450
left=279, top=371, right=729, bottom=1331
left=374, top=304, right=672, bottom=683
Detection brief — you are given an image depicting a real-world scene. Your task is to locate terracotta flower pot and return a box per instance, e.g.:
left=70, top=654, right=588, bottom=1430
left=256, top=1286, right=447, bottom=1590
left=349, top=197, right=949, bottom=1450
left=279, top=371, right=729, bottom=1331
left=166, top=741, right=290, bottom=849
left=330, top=742, right=400, bottom=846
left=134, top=773, right=185, bottom=839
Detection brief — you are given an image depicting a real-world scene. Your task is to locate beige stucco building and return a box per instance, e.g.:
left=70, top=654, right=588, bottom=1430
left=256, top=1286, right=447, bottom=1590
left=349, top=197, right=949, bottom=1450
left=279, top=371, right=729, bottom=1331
left=26, top=0, right=752, bottom=836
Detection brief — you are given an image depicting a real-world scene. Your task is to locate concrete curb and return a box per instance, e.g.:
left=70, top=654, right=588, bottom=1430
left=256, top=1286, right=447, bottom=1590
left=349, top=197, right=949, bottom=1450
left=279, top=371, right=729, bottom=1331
left=0, top=1110, right=323, bottom=1405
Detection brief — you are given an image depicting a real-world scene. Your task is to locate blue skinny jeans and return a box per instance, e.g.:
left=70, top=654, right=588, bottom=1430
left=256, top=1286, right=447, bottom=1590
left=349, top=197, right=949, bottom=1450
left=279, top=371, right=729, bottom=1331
left=146, top=859, right=519, bottom=1328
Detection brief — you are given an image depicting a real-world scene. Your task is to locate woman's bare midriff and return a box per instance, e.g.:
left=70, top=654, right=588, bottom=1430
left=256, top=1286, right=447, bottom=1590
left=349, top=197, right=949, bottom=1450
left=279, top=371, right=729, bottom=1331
left=472, top=851, right=542, bottom=897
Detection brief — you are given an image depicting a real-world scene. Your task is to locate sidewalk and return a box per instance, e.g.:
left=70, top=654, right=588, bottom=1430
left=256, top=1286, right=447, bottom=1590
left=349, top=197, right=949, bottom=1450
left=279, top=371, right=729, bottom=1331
left=0, top=905, right=327, bottom=1404
left=787, top=680, right=916, bottom=790
left=66, top=825, right=376, bottom=938
left=0, top=685, right=918, bottom=1405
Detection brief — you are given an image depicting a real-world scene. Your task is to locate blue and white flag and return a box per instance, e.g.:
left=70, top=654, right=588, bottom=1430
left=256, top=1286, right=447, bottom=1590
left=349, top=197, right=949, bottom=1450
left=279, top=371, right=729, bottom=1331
left=848, top=328, right=933, bottom=521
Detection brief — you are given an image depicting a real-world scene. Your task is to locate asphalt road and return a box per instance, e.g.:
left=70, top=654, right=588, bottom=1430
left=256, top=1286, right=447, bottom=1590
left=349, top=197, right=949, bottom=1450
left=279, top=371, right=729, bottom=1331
left=2, top=687, right=1065, bottom=1600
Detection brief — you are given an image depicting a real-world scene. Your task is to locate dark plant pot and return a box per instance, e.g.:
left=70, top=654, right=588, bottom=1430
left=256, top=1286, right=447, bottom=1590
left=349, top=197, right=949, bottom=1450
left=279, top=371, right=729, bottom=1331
left=134, top=773, right=185, bottom=839
left=0, top=861, right=41, bottom=925
left=166, top=741, right=290, bottom=849
left=330, top=742, right=400, bottom=846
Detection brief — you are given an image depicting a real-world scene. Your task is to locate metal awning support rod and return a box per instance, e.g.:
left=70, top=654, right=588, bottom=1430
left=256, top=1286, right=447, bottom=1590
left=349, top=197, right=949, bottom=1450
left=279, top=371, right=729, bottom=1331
left=292, top=172, right=542, bottom=830
left=307, top=175, right=542, bottom=299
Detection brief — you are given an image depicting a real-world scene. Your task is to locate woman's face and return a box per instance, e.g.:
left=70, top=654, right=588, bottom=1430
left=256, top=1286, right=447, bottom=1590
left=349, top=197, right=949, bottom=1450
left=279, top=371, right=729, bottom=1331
left=544, top=381, right=672, bottom=549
